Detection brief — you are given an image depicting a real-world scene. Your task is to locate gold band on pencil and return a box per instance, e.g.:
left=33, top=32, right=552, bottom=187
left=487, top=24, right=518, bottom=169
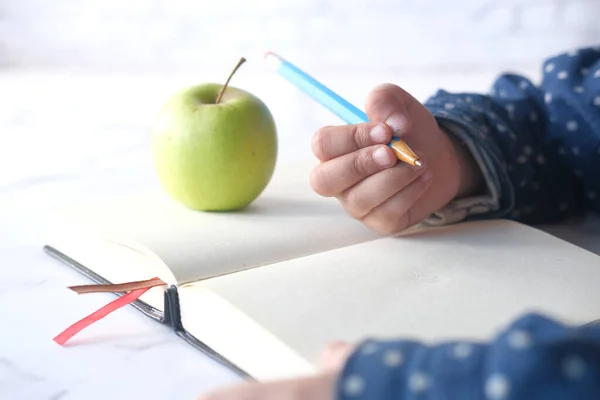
left=390, top=139, right=422, bottom=167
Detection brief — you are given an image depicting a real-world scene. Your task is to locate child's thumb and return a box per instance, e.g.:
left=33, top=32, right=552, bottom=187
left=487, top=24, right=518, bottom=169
left=365, top=83, right=414, bottom=137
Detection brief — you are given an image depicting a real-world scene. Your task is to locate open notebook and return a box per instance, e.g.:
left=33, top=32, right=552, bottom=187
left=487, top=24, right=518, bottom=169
left=44, top=158, right=600, bottom=382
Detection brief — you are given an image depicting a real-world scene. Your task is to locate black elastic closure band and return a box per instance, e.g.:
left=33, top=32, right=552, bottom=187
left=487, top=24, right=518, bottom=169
left=162, top=285, right=184, bottom=332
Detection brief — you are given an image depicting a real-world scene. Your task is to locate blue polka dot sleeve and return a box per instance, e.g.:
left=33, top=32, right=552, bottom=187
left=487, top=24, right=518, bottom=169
left=337, top=313, right=600, bottom=400
left=422, top=46, right=600, bottom=225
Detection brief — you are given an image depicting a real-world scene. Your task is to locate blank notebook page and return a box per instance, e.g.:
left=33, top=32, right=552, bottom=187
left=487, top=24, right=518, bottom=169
left=190, top=220, right=600, bottom=364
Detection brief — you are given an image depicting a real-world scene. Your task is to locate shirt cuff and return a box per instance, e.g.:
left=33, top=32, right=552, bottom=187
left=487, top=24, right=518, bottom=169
left=424, top=117, right=502, bottom=226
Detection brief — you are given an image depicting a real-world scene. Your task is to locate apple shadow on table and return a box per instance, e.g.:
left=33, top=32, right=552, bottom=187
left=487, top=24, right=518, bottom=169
left=208, top=195, right=342, bottom=218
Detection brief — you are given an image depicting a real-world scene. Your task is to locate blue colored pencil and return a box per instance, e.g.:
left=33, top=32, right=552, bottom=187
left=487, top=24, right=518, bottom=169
left=263, top=52, right=421, bottom=167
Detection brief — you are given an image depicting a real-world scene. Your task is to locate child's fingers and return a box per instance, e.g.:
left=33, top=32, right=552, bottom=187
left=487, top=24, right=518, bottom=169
left=365, top=83, right=414, bottom=136
left=311, top=122, right=392, bottom=162
left=319, top=341, right=355, bottom=372
left=310, top=145, right=397, bottom=197
left=337, top=162, right=427, bottom=219
left=361, top=170, right=434, bottom=235
left=197, top=373, right=337, bottom=400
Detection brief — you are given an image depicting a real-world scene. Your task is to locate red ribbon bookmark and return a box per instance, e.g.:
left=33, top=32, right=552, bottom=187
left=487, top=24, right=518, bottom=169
left=53, top=286, right=152, bottom=345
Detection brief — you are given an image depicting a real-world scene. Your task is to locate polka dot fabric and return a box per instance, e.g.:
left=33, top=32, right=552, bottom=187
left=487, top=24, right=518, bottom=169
left=337, top=313, right=600, bottom=399
left=423, top=46, right=600, bottom=224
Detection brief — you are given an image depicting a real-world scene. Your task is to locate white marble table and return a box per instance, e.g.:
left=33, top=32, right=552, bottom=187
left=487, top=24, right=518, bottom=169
left=1, top=70, right=599, bottom=400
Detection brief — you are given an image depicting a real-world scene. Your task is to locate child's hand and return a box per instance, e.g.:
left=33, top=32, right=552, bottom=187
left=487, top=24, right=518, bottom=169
left=309, top=83, right=482, bottom=235
left=197, top=341, right=354, bottom=400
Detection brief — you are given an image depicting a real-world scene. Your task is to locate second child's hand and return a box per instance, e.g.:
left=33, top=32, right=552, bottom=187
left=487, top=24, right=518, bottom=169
left=197, top=341, right=355, bottom=400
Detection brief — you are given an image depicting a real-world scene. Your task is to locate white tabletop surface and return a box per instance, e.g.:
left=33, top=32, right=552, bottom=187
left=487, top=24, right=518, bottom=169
left=1, top=70, right=599, bottom=400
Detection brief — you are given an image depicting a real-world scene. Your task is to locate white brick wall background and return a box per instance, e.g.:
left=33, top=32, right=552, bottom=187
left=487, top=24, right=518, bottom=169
left=0, top=0, right=599, bottom=191
left=2, top=0, right=600, bottom=71
left=1, top=0, right=599, bottom=110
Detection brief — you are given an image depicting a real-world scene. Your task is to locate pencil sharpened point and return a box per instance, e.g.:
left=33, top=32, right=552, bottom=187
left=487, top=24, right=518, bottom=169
left=414, top=160, right=423, bottom=167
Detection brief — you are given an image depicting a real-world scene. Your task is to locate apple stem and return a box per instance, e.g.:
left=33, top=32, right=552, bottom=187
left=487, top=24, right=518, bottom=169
left=215, top=57, right=246, bottom=104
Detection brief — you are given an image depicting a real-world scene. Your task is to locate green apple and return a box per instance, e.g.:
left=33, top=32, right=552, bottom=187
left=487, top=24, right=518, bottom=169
left=151, top=58, right=278, bottom=211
